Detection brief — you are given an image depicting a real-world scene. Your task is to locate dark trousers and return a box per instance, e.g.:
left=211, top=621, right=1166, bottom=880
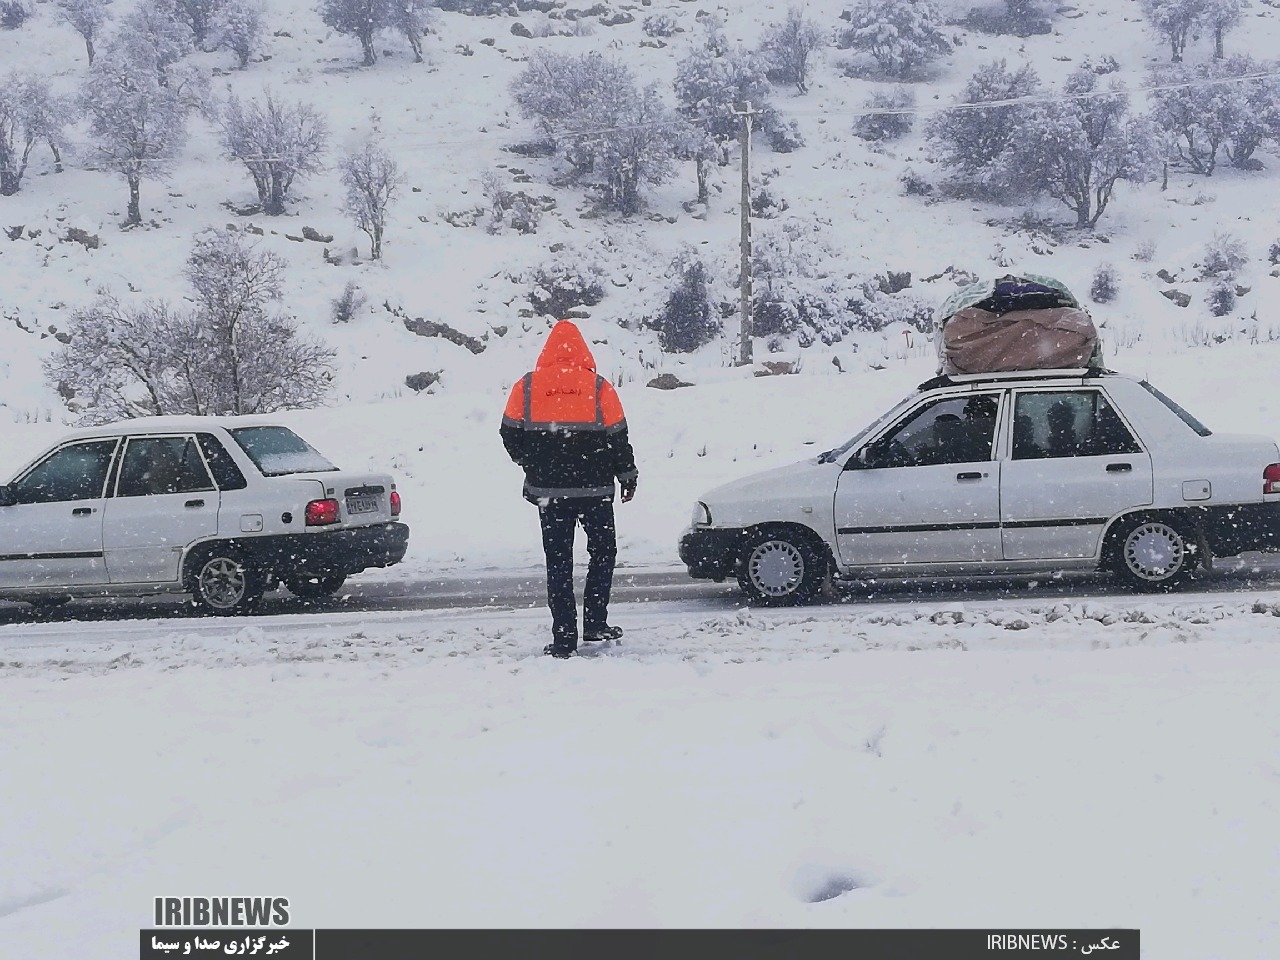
left=538, top=498, right=617, bottom=649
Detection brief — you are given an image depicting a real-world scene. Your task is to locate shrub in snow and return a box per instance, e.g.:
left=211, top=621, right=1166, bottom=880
left=45, top=232, right=334, bottom=422
left=642, top=14, right=677, bottom=38
left=1269, top=239, right=1280, bottom=265
left=853, top=86, right=915, bottom=141
left=527, top=260, right=606, bottom=318
left=840, top=0, right=951, bottom=80
left=1200, top=232, right=1247, bottom=278
left=1091, top=263, right=1120, bottom=304
left=964, top=0, right=1052, bottom=37
left=480, top=171, right=543, bottom=235
left=1000, top=69, right=1160, bottom=227
left=0, top=73, right=71, bottom=196
left=0, top=0, right=31, bottom=29
left=764, top=114, right=805, bottom=153
left=81, top=46, right=190, bottom=225
left=1133, top=239, right=1157, bottom=262
left=331, top=281, right=367, bottom=323
left=221, top=92, right=328, bottom=216
left=56, top=0, right=112, bottom=63
left=759, top=6, right=826, bottom=94
left=651, top=254, right=718, bottom=354
left=173, top=0, right=224, bottom=46
left=1208, top=279, right=1236, bottom=316
left=899, top=167, right=932, bottom=195
left=340, top=134, right=403, bottom=259
left=1149, top=61, right=1250, bottom=176
left=927, top=60, right=1040, bottom=198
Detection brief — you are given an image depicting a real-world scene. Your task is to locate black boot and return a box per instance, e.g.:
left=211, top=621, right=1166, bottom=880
left=582, top=624, right=623, bottom=642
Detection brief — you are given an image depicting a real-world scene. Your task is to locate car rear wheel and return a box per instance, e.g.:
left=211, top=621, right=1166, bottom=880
left=1112, top=516, right=1196, bottom=591
left=737, top=530, right=827, bottom=606
left=286, top=575, right=346, bottom=600
left=190, top=547, right=265, bottom=615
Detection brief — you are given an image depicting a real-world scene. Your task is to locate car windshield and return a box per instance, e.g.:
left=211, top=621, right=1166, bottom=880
left=227, top=426, right=337, bottom=476
left=818, top=389, right=920, bottom=462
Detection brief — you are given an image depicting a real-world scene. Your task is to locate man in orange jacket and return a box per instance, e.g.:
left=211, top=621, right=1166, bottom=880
left=500, top=320, right=639, bottom=658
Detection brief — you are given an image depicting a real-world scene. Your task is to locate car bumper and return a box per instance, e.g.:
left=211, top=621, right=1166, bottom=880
left=245, top=522, right=411, bottom=576
left=1202, top=503, right=1280, bottom=556
left=678, top=526, right=746, bottom=581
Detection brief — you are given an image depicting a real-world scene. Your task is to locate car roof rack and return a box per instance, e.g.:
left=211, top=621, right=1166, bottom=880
left=916, top=366, right=1112, bottom=391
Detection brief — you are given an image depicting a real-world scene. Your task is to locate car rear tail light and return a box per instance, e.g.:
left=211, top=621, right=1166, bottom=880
left=305, top=498, right=340, bottom=525
left=390, top=490, right=402, bottom=517
left=1265, top=464, right=1280, bottom=495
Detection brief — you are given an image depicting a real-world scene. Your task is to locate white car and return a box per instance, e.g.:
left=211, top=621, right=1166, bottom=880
left=0, top=418, right=409, bottom=614
left=680, top=369, right=1280, bottom=603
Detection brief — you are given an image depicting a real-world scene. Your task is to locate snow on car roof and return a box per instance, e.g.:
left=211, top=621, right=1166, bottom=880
left=61, top=415, right=288, bottom=439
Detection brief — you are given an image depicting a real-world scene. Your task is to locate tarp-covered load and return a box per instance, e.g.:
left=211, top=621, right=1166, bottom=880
left=933, top=274, right=1101, bottom=376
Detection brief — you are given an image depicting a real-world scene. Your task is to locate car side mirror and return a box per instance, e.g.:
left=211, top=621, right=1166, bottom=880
left=847, top=444, right=878, bottom=470
left=0, top=485, right=14, bottom=507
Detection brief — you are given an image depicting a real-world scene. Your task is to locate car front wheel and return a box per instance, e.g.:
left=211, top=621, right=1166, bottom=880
left=286, top=575, right=346, bottom=600
left=737, top=530, right=826, bottom=606
left=191, top=548, right=265, bottom=615
left=1112, top=516, right=1196, bottom=591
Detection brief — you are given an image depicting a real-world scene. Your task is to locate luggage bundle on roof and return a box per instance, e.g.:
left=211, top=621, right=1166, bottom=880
left=933, top=274, right=1101, bottom=376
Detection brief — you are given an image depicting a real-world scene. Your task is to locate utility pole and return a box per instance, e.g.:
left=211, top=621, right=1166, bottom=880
left=732, top=100, right=757, bottom=366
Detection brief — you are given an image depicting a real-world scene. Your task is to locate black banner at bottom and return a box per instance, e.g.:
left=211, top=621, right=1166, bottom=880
left=142, top=928, right=1138, bottom=959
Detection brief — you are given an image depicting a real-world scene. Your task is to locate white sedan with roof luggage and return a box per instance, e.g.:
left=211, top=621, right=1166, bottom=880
left=0, top=418, right=409, bottom=613
left=680, top=368, right=1280, bottom=603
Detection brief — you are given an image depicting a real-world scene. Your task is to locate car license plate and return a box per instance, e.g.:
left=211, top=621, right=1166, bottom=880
left=346, top=495, right=379, bottom=515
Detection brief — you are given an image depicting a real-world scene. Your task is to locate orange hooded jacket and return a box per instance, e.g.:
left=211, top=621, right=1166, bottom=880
left=500, top=321, right=638, bottom=502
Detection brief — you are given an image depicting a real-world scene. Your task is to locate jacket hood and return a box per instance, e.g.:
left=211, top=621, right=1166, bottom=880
left=535, top=320, right=596, bottom=373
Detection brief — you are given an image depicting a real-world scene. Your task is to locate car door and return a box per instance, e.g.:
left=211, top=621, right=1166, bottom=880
left=102, top=435, right=221, bottom=584
left=1000, top=388, right=1153, bottom=561
left=833, top=392, right=1005, bottom=566
left=0, top=438, right=119, bottom=588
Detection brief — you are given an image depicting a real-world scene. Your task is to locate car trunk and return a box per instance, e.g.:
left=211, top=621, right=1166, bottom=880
left=296, top=471, right=398, bottom=529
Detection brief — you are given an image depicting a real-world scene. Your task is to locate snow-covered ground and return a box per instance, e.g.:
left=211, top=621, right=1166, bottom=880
left=3, top=595, right=1280, bottom=958
left=5, top=0, right=1280, bottom=955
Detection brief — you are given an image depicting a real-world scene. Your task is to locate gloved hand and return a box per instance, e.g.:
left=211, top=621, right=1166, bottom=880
left=620, top=477, right=637, bottom=502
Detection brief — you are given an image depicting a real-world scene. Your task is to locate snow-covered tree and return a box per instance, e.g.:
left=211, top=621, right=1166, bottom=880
left=318, top=0, right=433, bottom=65
left=389, top=0, right=435, bottom=63
left=211, top=0, right=264, bottom=68
left=1202, top=0, right=1247, bottom=59
left=842, top=0, right=951, bottom=80
left=927, top=60, right=1041, bottom=192
left=185, top=230, right=333, bottom=416
left=1140, top=0, right=1205, bottom=62
left=673, top=32, right=771, bottom=203
left=55, top=0, right=112, bottom=64
left=0, top=74, right=72, bottom=195
left=118, top=0, right=197, bottom=79
left=512, top=51, right=684, bottom=214
left=173, top=0, right=223, bottom=46
left=759, top=6, right=826, bottom=94
left=340, top=134, right=403, bottom=259
left=46, top=233, right=335, bottom=422
left=1220, top=57, right=1280, bottom=168
left=81, top=44, right=190, bottom=224
left=1150, top=62, right=1243, bottom=175
left=1003, top=69, right=1161, bottom=227
left=220, top=92, right=328, bottom=215
left=854, top=86, right=916, bottom=141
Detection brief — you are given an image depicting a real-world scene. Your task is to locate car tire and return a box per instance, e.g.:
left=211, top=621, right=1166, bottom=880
left=1110, top=515, right=1197, bottom=592
left=286, top=575, right=346, bottom=600
left=189, top=546, right=266, bottom=615
left=737, top=530, right=827, bottom=606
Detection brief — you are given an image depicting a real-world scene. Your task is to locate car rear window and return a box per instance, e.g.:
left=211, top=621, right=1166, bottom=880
left=227, top=426, right=337, bottom=476
left=1139, top=382, right=1212, bottom=437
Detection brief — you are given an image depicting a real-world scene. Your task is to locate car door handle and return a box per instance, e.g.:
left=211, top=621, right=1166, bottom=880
left=185, top=499, right=205, bottom=508
left=956, top=471, right=983, bottom=481
left=1106, top=463, right=1133, bottom=473
left=72, top=507, right=94, bottom=516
